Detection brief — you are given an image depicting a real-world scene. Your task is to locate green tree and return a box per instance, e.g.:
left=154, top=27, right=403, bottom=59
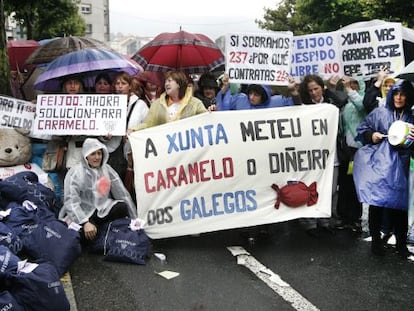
left=257, top=0, right=414, bottom=35
left=33, top=0, right=85, bottom=40
left=360, top=0, right=414, bottom=28
left=256, top=0, right=311, bottom=35
left=295, top=0, right=366, bottom=33
left=4, top=0, right=85, bottom=40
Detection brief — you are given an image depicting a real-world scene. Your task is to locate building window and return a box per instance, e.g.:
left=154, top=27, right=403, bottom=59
left=81, top=4, right=92, bottom=14
left=85, top=24, right=92, bottom=34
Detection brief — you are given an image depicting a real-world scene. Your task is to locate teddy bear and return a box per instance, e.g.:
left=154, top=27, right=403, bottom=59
left=0, top=128, right=32, bottom=167
left=0, top=128, right=51, bottom=188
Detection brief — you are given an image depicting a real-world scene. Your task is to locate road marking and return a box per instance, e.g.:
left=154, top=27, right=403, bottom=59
left=228, top=246, right=319, bottom=311
left=61, top=272, right=78, bottom=311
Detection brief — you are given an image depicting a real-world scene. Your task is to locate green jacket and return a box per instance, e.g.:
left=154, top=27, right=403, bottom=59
left=132, top=87, right=207, bottom=130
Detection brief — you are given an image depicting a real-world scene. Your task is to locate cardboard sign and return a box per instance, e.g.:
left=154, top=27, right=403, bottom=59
left=33, top=94, right=128, bottom=136
left=225, top=32, right=293, bottom=85
left=0, top=95, right=35, bottom=131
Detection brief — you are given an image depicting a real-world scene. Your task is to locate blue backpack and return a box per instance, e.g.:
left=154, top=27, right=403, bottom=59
left=91, top=218, right=151, bottom=265
left=3, top=202, right=81, bottom=277
left=0, top=222, right=23, bottom=255
left=0, top=291, right=25, bottom=311
left=8, top=261, right=70, bottom=311
left=0, top=245, right=20, bottom=279
left=0, top=171, right=61, bottom=216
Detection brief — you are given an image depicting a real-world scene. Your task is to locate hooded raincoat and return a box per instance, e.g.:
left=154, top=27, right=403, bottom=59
left=353, top=80, right=414, bottom=210
left=216, top=84, right=293, bottom=110
left=59, top=138, right=137, bottom=224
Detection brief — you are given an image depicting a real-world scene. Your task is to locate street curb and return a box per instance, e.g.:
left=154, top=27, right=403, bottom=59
left=61, top=272, right=78, bottom=311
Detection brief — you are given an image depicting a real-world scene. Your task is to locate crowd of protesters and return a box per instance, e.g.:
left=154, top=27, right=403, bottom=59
left=6, top=64, right=414, bottom=262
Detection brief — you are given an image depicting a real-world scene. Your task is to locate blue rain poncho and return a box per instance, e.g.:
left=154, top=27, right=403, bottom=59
left=353, top=80, right=414, bottom=210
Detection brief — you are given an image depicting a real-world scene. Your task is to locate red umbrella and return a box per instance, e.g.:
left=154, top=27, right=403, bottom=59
left=7, top=40, right=40, bottom=71
left=136, top=71, right=165, bottom=87
left=132, top=30, right=225, bottom=74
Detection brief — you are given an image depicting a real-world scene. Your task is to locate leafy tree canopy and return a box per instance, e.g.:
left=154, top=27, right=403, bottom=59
left=257, top=0, right=414, bottom=35
left=4, top=0, right=85, bottom=40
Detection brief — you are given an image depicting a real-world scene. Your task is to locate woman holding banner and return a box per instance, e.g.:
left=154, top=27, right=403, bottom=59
left=298, top=74, right=348, bottom=237
left=128, top=71, right=207, bottom=131
left=126, top=71, right=206, bottom=218
left=215, top=74, right=300, bottom=111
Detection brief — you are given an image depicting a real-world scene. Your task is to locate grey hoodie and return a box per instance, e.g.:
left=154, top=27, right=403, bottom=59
left=59, top=138, right=137, bottom=225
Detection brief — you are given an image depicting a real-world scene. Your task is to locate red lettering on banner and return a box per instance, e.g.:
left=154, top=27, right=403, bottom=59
left=144, top=158, right=234, bottom=193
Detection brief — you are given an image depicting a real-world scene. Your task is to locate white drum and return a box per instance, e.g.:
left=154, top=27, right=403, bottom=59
left=388, top=120, right=414, bottom=147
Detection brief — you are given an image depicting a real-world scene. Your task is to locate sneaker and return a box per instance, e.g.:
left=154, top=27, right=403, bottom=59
left=396, top=247, right=414, bottom=259
left=381, top=233, right=393, bottom=244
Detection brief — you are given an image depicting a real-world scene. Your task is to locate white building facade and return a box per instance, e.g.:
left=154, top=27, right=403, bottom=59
left=76, top=0, right=110, bottom=42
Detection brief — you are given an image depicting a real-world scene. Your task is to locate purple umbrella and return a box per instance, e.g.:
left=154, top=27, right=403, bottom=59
left=34, top=48, right=142, bottom=91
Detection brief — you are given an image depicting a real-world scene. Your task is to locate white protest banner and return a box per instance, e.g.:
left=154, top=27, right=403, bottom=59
left=129, top=104, right=338, bottom=239
left=33, top=94, right=128, bottom=136
left=290, top=32, right=341, bottom=79
left=225, top=32, right=293, bottom=85
left=338, top=22, right=404, bottom=78
left=0, top=95, right=35, bottom=131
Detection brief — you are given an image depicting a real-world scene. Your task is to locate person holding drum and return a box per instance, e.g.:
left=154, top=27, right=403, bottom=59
left=353, top=79, right=414, bottom=259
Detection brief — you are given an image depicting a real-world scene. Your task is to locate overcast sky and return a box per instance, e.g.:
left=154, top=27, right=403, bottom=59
left=109, top=0, right=279, bottom=40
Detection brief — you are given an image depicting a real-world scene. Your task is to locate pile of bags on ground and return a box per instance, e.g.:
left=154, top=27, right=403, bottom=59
left=0, top=171, right=151, bottom=310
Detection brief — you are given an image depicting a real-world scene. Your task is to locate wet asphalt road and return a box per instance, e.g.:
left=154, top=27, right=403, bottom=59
left=69, top=220, right=414, bottom=311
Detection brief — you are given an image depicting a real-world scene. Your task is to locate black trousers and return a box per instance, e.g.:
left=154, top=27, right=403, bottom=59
left=337, top=152, right=362, bottom=223
left=80, top=202, right=129, bottom=241
left=369, top=205, right=408, bottom=249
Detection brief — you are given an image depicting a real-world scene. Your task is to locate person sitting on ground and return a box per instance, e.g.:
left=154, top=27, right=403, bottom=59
left=59, top=138, right=137, bottom=242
